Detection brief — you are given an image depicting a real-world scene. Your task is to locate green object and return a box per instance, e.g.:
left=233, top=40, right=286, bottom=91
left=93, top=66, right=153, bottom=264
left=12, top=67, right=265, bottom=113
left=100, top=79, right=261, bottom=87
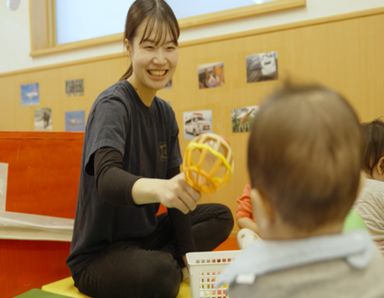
left=15, top=289, right=71, bottom=298
left=343, top=208, right=366, bottom=232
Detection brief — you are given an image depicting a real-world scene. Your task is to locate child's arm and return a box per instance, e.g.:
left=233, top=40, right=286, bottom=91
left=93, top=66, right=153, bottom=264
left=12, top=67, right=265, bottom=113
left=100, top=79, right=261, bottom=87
left=236, top=184, right=259, bottom=233
left=237, top=217, right=259, bottom=232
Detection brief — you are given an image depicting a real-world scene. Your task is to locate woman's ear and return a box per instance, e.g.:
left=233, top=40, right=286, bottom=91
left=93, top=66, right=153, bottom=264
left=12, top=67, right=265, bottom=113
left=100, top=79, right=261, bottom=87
left=377, top=156, right=384, bottom=175
left=124, top=38, right=131, bottom=52
left=373, top=156, right=384, bottom=180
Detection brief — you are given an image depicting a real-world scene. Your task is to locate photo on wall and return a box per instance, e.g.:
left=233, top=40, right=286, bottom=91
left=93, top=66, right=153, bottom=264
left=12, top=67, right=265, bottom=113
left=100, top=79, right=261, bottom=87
left=231, top=105, right=259, bottom=133
left=65, top=110, right=86, bottom=132
left=65, top=79, right=84, bottom=96
left=0, top=163, right=8, bottom=211
left=183, top=110, right=212, bottom=140
left=34, top=107, right=52, bottom=131
left=246, top=51, right=278, bottom=83
left=198, top=62, right=225, bottom=89
left=20, top=82, right=40, bottom=105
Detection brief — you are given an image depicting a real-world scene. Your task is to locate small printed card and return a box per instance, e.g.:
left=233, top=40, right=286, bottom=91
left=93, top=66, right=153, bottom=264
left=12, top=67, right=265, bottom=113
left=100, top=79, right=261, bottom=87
left=65, top=110, right=85, bottom=131
left=0, top=163, right=8, bottom=211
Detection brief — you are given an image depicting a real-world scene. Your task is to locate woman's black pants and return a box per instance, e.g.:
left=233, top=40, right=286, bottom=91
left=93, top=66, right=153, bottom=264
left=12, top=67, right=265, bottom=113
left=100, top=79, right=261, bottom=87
left=73, top=203, right=234, bottom=298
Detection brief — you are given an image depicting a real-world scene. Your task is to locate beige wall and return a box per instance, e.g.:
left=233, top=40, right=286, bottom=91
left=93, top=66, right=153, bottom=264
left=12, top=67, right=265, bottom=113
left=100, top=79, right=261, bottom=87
left=2, top=0, right=384, bottom=73
left=1, top=8, right=384, bottom=224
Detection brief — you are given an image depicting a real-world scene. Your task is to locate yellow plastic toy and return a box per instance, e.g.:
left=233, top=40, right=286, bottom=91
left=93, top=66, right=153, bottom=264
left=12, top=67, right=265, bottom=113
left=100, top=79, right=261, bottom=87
left=183, top=133, right=234, bottom=193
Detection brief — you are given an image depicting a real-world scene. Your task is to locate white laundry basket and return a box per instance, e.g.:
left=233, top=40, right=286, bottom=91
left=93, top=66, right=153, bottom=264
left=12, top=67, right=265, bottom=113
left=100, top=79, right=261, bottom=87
left=186, top=250, right=239, bottom=298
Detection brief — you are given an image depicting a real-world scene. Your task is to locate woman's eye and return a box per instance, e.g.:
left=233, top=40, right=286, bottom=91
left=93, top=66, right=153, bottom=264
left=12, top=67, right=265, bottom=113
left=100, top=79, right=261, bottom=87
left=166, top=46, right=176, bottom=51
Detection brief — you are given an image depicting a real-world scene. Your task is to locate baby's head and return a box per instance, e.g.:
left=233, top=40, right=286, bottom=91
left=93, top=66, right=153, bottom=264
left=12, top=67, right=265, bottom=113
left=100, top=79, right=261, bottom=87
left=361, top=119, right=384, bottom=181
left=247, top=82, right=363, bottom=238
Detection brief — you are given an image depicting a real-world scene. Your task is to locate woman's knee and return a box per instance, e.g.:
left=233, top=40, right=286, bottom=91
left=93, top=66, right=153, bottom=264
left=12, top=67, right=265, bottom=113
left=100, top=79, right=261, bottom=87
left=75, top=250, right=181, bottom=298
left=118, top=255, right=181, bottom=297
left=216, top=204, right=235, bottom=234
left=143, top=254, right=182, bottom=297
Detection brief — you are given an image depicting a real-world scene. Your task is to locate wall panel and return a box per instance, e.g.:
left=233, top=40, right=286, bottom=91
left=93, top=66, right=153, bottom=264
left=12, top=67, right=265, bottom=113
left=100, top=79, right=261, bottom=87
left=1, top=8, right=383, bottom=225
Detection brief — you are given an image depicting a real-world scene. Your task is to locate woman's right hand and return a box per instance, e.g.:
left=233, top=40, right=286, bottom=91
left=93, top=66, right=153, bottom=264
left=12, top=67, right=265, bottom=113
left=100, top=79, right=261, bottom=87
left=132, top=173, right=201, bottom=214
left=157, top=173, right=201, bottom=214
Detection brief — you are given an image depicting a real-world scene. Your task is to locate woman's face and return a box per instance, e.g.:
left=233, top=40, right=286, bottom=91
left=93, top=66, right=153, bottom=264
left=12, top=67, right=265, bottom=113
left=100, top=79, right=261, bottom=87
left=128, top=19, right=178, bottom=93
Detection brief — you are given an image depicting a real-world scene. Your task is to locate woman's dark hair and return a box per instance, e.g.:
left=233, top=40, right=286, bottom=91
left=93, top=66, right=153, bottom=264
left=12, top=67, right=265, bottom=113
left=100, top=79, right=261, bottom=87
left=120, top=0, right=180, bottom=81
left=361, top=119, right=384, bottom=175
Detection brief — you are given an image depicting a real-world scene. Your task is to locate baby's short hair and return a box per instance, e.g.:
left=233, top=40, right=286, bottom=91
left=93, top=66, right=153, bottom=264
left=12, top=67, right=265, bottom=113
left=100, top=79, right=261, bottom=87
left=247, top=82, right=363, bottom=231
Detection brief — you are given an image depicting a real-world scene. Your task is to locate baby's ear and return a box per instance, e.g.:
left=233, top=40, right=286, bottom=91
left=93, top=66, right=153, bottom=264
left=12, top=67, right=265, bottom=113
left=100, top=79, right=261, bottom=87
left=250, top=188, right=275, bottom=229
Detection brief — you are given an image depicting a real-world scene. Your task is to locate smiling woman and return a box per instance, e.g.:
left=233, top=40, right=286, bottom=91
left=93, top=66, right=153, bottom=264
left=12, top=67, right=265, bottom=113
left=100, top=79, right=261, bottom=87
left=65, top=1, right=234, bottom=297
left=29, top=0, right=306, bottom=56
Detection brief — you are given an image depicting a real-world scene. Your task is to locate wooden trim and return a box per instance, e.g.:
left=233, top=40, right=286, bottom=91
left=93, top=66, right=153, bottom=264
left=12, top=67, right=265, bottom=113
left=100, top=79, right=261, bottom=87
left=30, top=33, right=124, bottom=57
left=3, top=6, right=383, bottom=78
left=49, top=0, right=56, bottom=47
left=0, top=131, right=83, bottom=140
left=31, top=0, right=305, bottom=57
left=29, top=0, right=51, bottom=52
left=179, top=0, right=306, bottom=29
left=181, top=6, right=384, bottom=47
left=0, top=52, right=127, bottom=78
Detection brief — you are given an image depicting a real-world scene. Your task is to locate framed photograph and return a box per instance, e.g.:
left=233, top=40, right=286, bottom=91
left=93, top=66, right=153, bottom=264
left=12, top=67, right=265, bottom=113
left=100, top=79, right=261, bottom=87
left=0, top=163, right=8, bottom=211
left=246, top=51, right=278, bottom=83
left=232, top=105, right=259, bottom=133
left=34, top=108, right=52, bottom=131
left=65, top=79, right=84, bottom=96
left=20, top=82, right=40, bottom=105
left=65, top=110, right=85, bottom=132
left=183, top=110, right=213, bottom=140
left=198, top=62, right=225, bottom=89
